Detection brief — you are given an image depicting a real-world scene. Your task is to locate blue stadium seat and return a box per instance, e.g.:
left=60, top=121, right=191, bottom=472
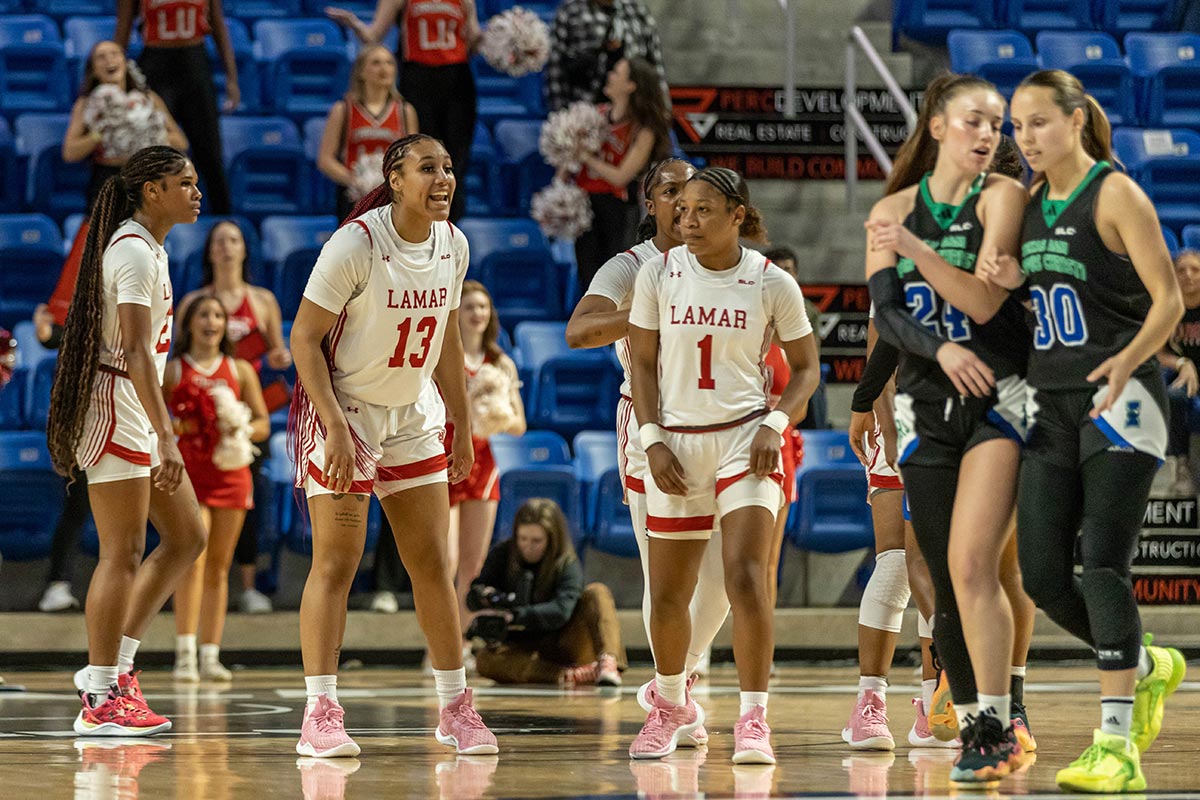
left=1163, top=225, right=1180, bottom=258
left=466, top=122, right=498, bottom=216
left=0, top=431, right=65, bottom=559
left=456, top=218, right=562, bottom=327
left=530, top=351, right=620, bottom=437
left=162, top=215, right=263, bottom=295
left=471, top=55, right=538, bottom=123
left=799, top=430, right=863, bottom=467
left=0, top=366, right=26, bottom=429
left=512, top=321, right=569, bottom=369
left=1035, top=32, right=1137, bottom=126
left=1126, top=33, right=1200, bottom=128
left=205, top=18, right=259, bottom=114
left=1099, top=0, right=1178, bottom=37
left=0, top=116, right=17, bottom=211
left=61, top=211, right=84, bottom=255
left=947, top=30, right=1039, bottom=98
left=0, top=214, right=64, bottom=328
left=0, top=1, right=26, bottom=11
left=41, top=1, right=108, bottom=17
left=493, top=118, right=553, bottom=214
left=260, top=215, right=338, bottom=320
left=1183, top=223, right=1200, bottom=250
left=0, top=15, right=71, bottom=114
left=1004, top=0, right=1093, bottom=34
left=14, top=113, right=88, bottom=219
left=589, top=469, right=638, bottom=557
left=63, top=16, right=143, bottom=85
left=573, top=429, right=617, bottom=534
left=224, top=0, right=301, bottom=20
left=787, top=462, right=872, bottom=553
left=253, top=20, right=350, bottom=119
left=489, top=430, right=571, bottom=470
left=1112, top=127, right=1200, bottom=232
left=12, top=319, right=51, bottom=369
left=302, top=116, right=338, bottom=217
left=26, top=353, right=54, bottom=430
left=893, top=0, right=995, bottom=45
left=220, top=116, right=311, bottom=217
left=303, top=0, right=378, bottom=15
left=489, top=430, right=581, bottom=543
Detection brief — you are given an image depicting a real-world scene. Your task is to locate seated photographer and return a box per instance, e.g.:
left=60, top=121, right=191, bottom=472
left=469, top=499, right=626, bottom=686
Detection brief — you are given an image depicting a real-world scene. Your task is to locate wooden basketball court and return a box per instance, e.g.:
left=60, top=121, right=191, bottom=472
left=1, top=662, right=1197, bottom=798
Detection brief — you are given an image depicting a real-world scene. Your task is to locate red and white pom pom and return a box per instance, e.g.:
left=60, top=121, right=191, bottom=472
left=82, top=83, right=168, bottom=161
left=480, top=6, right=550, bottom=77
left=531, top=179, right=593, bottom=241
left=539, top=101, right=609, bottom=172
left=210, top=384, right=259, bottom=471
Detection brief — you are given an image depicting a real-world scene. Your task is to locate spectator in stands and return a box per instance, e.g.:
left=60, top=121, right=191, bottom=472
left=763, top=245, right=827, bottom=430
left=448, top=280, right=526, bottom=667
left=164, top=296, right=270, bottom=681
left=471, top=498, right=624, bottom=686
left=326, top=0, right=481, bottom=222
left=116, top=0, right=238, bottom=214
left=318, top=45, right=420, bottom=221
left=546, top=0, right=665, bottom=112
left=1158, top=249, right=1200, bottom=496
left=177, top=221, right=290, bottom=613
left=573, top=57, right=672, bottom=299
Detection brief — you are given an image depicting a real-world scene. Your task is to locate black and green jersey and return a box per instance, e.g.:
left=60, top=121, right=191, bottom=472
left=1020, top=162, right=1154, bottom=391
left=895, top=173, right=1030, bottom=400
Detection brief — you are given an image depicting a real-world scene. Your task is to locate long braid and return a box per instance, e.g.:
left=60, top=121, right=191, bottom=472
left=47, top=145, right=189, bottom=476
left=340, top=133, right=443, bottom=224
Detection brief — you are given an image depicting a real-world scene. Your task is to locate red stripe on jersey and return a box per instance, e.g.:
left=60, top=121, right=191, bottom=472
left=646, top=514, right=714, bottom=533
left=350, top=219, right=373, bottom=248
left=306, top=462, right=375, bottom=495
left=109, top=233, right=154, bottom=251
left=715, top=469, right=784, bottom=496
left=624, top=476, right=646, bottom=494
left=377, top=453, right=449, bottom=482
left=104, top=441, right=151, bottom=466
left=327, top=310, right=349, bottom=370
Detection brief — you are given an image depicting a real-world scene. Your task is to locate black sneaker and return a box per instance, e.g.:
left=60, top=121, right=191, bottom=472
left=950, top=714, right=1025, bottom=787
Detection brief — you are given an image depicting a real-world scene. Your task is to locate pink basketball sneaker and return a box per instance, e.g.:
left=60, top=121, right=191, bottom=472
left=296, top=694, right=361, bottom=758
left=733, top=705, right=775, bottom=765
left=436, top=689, right=499, bottom=755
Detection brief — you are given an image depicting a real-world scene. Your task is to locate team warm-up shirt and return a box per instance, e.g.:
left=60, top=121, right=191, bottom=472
left=303, top=206, right=470, bottom=406
left=585, top=238, right=662, bottom=397
left=100, top=218, right=173, bottom=382
left=629, top=246, right=811, bottom=427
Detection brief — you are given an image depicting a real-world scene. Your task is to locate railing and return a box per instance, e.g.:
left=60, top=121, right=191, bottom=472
left=782, top=0, right=796, bottom=117
left=843, top=25, right=917, bottom=207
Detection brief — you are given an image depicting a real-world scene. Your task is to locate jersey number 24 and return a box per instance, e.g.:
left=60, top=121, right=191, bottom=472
left=905, top=282, right=970, bottom=342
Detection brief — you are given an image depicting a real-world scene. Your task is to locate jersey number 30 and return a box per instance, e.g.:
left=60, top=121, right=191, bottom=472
left=904, top=282, right=970, bottom=342
left=388, top=316, right=437, bottom=368
left=1030, top=284, right=1088, bottom=350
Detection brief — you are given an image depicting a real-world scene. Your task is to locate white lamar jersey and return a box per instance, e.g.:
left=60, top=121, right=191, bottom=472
left=585, top=238, right=662, bottom=397
left=302, top=206, right=470, bottom=407
left=629, top=246, right=812, bottom=428
left=99, top=218, right=173, bottom=381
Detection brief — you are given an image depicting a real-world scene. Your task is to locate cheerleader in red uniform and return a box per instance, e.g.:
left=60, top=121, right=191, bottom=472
left=164, top=295, right=270, bottom=680
left=764, top=341, right=803, bottom=607
left=451, top=281, right=526, bottom=661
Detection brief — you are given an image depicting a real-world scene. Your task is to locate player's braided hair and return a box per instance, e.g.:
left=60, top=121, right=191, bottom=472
left=689, top=166, right=768, bottom=244
left=634, top=157, right=692, bottom=242
left=341, top=133, right=444, bottom=224
left=48, top=145, right=190, bottom=476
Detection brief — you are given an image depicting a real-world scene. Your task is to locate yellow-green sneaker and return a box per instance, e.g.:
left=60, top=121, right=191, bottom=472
left=1130, top=633, right=1187, bottom=753
left=1056, top=729, right=1146, bottom=793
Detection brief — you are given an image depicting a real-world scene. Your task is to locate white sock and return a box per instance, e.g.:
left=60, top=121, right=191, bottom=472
left=922, top=679, right=937, bottom=710
left=199, top=643, right=220, bottom=665
left=1100, top=696, right=1134, bottom=739
left=858, top=675, right=887, bottom=700
left=87, top=665, right=119, bottom=701
left=433, top=667, right=467, bottom=710
left=978, top=693, right=1011, bottom=727
left=305, top=674, right=338, bottom=706
left=656, top=671, right=686, bottom=706
left=1137, top=646, right=1153, bottom=680
left=176, top=634, right=197, bottom=660
left=740, top=691, right=769, bottom=717
left=1010, top=665, right=1027, bottom=678
left=117, top=636, right=140, bottom=674
left=954, top=701, right=979, bottom=730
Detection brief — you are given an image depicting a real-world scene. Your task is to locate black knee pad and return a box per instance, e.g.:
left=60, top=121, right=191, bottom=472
left=1079, top=566, right=1141, bottom=671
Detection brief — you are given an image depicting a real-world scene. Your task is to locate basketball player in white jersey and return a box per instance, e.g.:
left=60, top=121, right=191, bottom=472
left=289, top=133, right=497, bottom=758
left=627, top=167, right=820, bottom=763
left=47, top=146, right=208, bottom=736
left=566, top=158, right=731, bottom=745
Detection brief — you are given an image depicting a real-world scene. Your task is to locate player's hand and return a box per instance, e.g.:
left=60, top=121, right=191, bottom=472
left=849, top=410, right=875, bottom=466
left=153, top=435, right=185, bottom=494
left=979, top=253, right=1025, bottom=290
left=322, top=422, right=357, bottom=493
left=750, top=425, right=783, bottom=478
left=1088, top=352, right=1136, bottom=419
left=447, top=424, right=475, bottom=484
left=325, top=6, right=359, bottom=27
left=936, top=342, right=995, bottom=398
left=865, top=219, right=923, bottom=259
left=1171, top=359, right=1199, bottom=398
left=222, top=79, right=240, bottom=114
left=646, top=443, right=687, bottom=496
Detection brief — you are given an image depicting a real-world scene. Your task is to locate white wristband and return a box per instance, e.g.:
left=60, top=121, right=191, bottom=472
left=639, top=423, right=665, bottom=450
left=760, top=409, right=790, bottom=435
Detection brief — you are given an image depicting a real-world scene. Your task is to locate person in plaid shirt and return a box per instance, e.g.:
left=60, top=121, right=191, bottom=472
left=546, top=0, right=666, bottom=112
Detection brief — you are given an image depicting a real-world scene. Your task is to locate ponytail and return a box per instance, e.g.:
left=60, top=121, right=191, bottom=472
left=1015, top=70, right=1119, bottom=185
left=47, top=145, right=189, bottom=476
left=1081, top=93, right=1115, bottom=166
left=886, top=73, right=1000, bottom=196
left=341, top=132, right=443, bottom=224
left=740, top=205, right=769, bottom=245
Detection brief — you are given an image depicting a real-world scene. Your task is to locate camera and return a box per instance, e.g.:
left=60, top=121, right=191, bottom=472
left=466, top=613, right=509, bottom=644
left=467, top=584, right=517, bottom=612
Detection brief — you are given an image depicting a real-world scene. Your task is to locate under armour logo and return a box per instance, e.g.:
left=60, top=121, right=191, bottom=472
left=382, top=254, right=391, bottom=262
left=669, top=271, right=682, bottom=278
left=346, top=405, right=360, bottom=414
left=1125, top=400, right=1142, bottom=428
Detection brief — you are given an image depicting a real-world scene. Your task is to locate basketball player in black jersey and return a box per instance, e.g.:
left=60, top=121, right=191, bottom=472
left=984, top=69, right=1187, bottom=794
left=865, top=73, right=1032, bottom=788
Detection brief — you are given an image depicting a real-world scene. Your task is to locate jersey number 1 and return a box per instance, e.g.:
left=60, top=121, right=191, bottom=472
left=388, top=316, right=437, bottom=368
left=697, top=335, right=715, bottom=390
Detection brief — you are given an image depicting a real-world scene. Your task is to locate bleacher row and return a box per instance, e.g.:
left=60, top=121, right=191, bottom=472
left=895, top=0, right=1180, bottom=43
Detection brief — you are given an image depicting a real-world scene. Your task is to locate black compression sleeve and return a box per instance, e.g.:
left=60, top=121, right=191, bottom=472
left=851, top=338, right=899, bottom=412
left=868, top=269, right=946, bottom=363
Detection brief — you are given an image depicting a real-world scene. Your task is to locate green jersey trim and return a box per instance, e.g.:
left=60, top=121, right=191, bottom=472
left=1041, top=160, right=1109, bottom=228
left=919, top=171, right=986, bottom=232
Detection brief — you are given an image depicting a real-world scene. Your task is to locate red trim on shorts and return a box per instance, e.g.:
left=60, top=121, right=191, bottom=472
left=624, top=475, right=645, bottom=493
left=868, top=474, right=904, bottom=491
left=377, top=453, right=448, bottom=482
left=646, top=514, right=714, bottom=533
left=305, top=462, right=374, bottom=494
left=103, top=441, right=151, bottom=466
left=715, top=469, right=784, bottom=496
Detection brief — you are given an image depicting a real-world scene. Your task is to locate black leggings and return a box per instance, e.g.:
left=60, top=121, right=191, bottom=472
left=234, top=451, right=269, bottom=568
left=573, top=192, right=639, bottom=301
left=139, top=44, right=231, bottom=214
left=399, top=61, right=476, bottom=222
left=47, top=472, right=89, bottom=584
